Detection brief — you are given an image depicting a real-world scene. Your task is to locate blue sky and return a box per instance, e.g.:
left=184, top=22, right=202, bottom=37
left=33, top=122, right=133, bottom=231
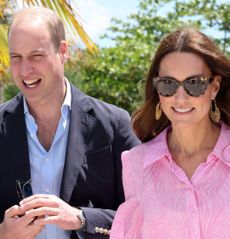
left=73, top=0, right=226, bottom=48
left=73, top=0, right=139, bottom=47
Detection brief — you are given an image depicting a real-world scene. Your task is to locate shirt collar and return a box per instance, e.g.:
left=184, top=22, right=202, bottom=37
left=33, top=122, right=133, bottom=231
left=61, top=78, right=71, bottom=116
left=143, top=126, right=171, bottom=169
left=143, top=122, right=230, bottom=169
left=211, top=122, right=230, bottom=167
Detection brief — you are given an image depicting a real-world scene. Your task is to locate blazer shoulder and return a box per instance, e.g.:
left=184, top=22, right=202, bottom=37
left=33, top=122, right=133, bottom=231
left=0, top=94, right=23, bottom=121
left=121, top=137, right=160, bottom=165
left=89, top=96, right=127, bottom=118
left=71, top=84, right=129, bottom=121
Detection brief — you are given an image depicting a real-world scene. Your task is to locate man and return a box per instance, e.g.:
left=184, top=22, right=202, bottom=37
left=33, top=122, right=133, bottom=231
left=0, top=7, right=139, bottom=239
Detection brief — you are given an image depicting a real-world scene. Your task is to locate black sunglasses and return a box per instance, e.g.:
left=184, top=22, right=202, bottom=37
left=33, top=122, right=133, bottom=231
left=153, top=76, right=213, bottom=97
left=16, top=179, right=33, bottom=200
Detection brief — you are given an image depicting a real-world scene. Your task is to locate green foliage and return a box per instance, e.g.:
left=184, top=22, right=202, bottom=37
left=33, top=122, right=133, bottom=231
left=66, top=45, right=149, bottom=112
left=4, top=83, right=19, bottom=101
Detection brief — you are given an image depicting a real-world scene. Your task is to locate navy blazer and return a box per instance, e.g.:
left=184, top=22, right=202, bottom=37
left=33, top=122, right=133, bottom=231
left=0, top=84, right=139, bottom=239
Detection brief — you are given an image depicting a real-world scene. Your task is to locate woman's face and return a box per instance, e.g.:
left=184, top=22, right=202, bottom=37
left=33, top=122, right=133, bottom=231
left=158, top=52, right=221, bottom=128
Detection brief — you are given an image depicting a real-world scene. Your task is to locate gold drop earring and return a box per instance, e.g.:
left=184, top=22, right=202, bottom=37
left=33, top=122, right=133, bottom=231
left=155, top=102, right=162, bottom=120
left=209, top=99, right=220, bottom=123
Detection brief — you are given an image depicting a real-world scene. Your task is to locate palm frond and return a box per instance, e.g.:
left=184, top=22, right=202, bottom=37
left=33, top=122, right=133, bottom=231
left=24, top=0, right=98, bottom=53
left=0, top=24, right=10, bottom=82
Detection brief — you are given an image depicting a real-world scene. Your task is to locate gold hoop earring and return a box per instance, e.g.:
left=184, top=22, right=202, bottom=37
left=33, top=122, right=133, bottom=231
left=209, top=99, right=220, bottom=123
left=155, top=102, right=162, bottom=120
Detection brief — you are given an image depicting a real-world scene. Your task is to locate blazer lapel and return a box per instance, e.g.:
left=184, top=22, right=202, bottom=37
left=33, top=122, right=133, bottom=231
left=60, top=85, right=95, bottom=202
left=3, top=95, right=31, bottom=182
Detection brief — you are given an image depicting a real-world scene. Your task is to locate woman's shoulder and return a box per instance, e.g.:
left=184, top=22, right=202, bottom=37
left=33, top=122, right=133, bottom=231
left=122, top=127, right=169, bottom=168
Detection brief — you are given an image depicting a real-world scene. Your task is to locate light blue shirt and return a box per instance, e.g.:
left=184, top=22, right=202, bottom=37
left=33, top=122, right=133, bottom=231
left=24, top=80, right=71, bottom=239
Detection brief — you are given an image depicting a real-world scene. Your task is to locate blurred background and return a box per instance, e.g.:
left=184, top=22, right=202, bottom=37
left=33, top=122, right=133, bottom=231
left=0, top=0, right=229, bottom=113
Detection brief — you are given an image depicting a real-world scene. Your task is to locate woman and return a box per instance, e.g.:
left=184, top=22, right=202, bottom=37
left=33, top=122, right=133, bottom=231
left=110, top=28, right=230, bottom=239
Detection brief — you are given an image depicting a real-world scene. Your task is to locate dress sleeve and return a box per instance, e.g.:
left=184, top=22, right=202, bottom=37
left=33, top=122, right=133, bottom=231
left=110, top=148, right=143, bottom=239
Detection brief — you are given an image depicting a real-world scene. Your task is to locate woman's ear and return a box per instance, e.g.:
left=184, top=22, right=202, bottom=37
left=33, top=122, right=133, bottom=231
left=212, top=75, right=222, bottom=99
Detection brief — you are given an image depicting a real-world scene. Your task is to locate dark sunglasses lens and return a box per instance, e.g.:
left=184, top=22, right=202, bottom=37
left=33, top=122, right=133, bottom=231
left=23, top=182, right=33, bottom=197
left=16, top=179, right=33, bottom=200
left=185, top=78, right=210, bottom=97
left=156, top=79, right=178, bottom=96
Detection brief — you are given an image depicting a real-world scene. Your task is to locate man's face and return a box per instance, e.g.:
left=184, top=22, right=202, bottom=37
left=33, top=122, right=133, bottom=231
left=8, top=18, right=67, bottom=105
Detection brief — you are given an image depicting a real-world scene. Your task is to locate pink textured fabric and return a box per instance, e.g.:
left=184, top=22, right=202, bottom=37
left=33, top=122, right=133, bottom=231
left=110, top=123, right=230, bottom=239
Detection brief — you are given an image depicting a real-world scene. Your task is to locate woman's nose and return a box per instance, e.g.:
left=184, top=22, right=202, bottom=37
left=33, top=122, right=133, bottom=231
left=174, top=85, right=189, bottom=100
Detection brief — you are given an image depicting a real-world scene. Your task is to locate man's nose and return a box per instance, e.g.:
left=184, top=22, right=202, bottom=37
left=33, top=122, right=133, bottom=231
left=19, top=59, right=33, bottom=76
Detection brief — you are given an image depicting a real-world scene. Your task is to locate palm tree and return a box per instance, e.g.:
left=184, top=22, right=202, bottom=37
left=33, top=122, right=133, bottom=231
left=0, top=0, right=97, bottom=102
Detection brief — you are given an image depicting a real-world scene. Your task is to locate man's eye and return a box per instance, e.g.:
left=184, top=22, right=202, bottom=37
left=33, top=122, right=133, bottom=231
left=30, top=54, right=45, bottom=61
left=10, top=56, right=21, bottom=63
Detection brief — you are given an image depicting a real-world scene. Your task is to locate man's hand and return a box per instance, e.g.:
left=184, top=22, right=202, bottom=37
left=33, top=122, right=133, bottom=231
left=0, top=205, right=44, bottom=239
left=20, top=194, right=82, bottom=230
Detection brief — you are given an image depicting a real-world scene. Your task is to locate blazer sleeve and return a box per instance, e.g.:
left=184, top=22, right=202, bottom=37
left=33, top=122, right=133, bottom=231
left=110, top=148, right=143, bottom=239
left=79, top=110, right=140, bottom=238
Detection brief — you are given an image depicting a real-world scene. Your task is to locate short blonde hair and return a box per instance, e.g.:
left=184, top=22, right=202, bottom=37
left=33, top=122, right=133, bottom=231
left=8, top=6, right=66, bottom=51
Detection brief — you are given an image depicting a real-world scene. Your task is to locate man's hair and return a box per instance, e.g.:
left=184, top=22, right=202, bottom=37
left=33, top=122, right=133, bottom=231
left=8, top=7, right=66, bottom=51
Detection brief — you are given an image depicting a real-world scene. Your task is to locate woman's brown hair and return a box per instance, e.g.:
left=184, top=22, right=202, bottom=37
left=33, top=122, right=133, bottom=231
left=132, top=28, right=230, bottom=142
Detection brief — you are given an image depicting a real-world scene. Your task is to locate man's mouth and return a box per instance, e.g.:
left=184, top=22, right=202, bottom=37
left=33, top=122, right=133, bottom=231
left=23, top=79, right=41, bottom=88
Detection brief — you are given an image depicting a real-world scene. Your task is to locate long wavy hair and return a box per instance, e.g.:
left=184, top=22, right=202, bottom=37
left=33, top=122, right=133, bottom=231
left=132, top=28, right=230, bottom=142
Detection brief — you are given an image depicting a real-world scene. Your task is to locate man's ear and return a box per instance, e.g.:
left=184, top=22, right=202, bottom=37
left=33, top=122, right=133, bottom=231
left=59, top=40, right=69, bottom=63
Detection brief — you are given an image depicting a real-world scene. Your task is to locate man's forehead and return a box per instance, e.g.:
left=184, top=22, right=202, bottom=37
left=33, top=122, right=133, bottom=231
left=9, top=18, right=51, bottom=46
left=8, top=23, right=53, bottom=55
left=10, top=16, right=47, bottom=33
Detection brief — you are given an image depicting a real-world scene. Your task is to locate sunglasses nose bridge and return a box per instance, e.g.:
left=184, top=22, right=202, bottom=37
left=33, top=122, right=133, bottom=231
left=172, top=81, right=184, bottom=94
left=174, top=82, right=190, bottom=98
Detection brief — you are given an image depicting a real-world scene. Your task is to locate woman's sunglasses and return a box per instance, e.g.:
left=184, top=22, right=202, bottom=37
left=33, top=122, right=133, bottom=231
left=153, top=76, right=213, bottom=97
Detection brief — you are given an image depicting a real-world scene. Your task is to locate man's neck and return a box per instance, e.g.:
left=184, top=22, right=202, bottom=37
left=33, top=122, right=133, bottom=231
left=26, top=84, right=67, bottom=121
left=25, top=85, right=67, bottom=151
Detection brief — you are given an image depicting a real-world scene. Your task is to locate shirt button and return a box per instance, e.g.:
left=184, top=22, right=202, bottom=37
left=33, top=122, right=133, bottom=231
left=103, top=229, right=109, bottom=235
left=45, top=158, right=49, bottom=161
left=45, top=188, right=50, bottom=193
left=99, top=228, right=104, bottom=234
